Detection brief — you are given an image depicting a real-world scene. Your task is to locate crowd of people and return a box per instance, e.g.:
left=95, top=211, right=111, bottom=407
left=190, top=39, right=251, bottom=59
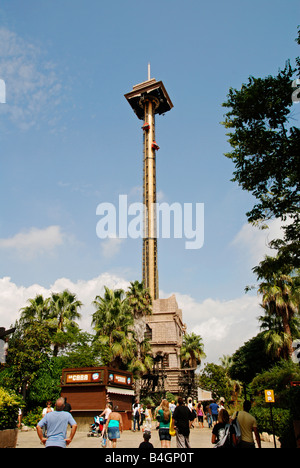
left=35, top=396, right=261, bottom=449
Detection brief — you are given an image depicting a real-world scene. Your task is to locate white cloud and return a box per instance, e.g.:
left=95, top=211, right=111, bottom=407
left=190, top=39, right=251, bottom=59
left=0, top=27, right=63, bottom=130
left=0, top=276, right=49, bottom=327
left=161, top=290, right=261, bottom=364
left=0, top=226, right=67, bottom=259
left=0, top=274, right=130, bottom=332
left=231, top=217, right=291, bottom=266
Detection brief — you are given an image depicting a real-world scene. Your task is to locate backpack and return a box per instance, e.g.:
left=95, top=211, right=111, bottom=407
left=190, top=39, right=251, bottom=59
left=231, top=412, right=242, bottom=446
left=214, top=424, right=231, bottom=448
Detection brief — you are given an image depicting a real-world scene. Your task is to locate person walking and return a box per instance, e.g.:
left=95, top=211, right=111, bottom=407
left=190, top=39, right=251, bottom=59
left=209, top=400, right=219, bottom=425
left=211, top=409, right=237, bottom=448
left=205, top=405, right=213, bottom=428
left=100, top=403, right=112, bottom=425
left=133, top=403, right=140, bottom=431
left=37, top=397, right=77, bottom=448
left=140, top=404, right=145, bottom=428
left=173, top=397, right=194, bottom=448
left=104, top=405, right=123, bottom=448
left=232, top=400, right=261, bottom=448
left=157, top=399, right=172, bottom=448
left=100, top=403, right=112, bottom=447
left=197, top=402, right=204, bottom=428
left=144, top=404, right=152, bottom=432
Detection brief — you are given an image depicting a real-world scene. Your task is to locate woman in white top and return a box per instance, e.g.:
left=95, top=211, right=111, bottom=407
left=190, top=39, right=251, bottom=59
left=42, top=401, right=54, bottom=437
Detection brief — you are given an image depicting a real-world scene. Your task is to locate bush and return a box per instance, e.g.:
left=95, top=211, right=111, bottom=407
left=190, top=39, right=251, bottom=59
left=22, top=407, right=43, bottom=427
left=0, top=387, right=24, bottom=430
left=165, top=392, right=177, bottom=403
left=249, top=361, right=300, bottom=447
left=251, top=406, right=296, bottom=448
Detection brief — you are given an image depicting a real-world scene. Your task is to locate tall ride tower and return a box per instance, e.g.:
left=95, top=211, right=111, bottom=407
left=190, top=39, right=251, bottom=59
left=125, top=67, right=173, bottom=300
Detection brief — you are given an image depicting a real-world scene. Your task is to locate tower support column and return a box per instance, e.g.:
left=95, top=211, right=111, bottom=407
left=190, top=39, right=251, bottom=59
left=143, top=98, right=158, bottom=299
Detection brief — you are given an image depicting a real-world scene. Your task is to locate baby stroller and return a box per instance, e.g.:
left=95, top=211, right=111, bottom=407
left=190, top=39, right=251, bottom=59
left=87, top=415, right=104, bottom=437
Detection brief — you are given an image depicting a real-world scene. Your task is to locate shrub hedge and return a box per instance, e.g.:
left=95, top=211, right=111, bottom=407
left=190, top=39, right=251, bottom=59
left=0, top=387, right=24, bottom=430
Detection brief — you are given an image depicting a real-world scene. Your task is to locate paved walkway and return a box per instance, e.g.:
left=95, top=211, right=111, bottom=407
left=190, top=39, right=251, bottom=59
left=16, top=426, right=275, bottom=449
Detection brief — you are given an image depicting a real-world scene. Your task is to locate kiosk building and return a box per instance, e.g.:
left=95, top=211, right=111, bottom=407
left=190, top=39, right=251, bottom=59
left=61, top=367, right=134, bottom=430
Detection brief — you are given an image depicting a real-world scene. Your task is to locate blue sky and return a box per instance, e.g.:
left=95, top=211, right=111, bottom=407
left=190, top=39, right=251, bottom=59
left=0, top=0, right=299, bottom=363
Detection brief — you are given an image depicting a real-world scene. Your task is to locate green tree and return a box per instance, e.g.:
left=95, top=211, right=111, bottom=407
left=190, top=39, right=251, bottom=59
left=229, top=333, right=278, bottom=399
left=180, top=332, right=206, bottom=369
left=254, top=262, right=300, bottom=359
left=20, top=294, right=51, bottom=326
left=222, top=31, right=300, bottom=269
left=199, top=363, right=232, bottom=402
left=4, top=321, right=52, bottom=400
left=92, top=287, right=134, bottom=368
left=49, top=290, right=82, bottom=356
left=126, top=281, right=152, bottom=360
left=126, top=281, right=153, bottom=397
left=19, top=290, right=83, bottom=357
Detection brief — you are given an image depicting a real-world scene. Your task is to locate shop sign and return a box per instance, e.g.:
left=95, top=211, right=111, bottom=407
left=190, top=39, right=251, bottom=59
left=66, top=370, right=104, bottom=384
left=108, top=372, right=132, bottom=386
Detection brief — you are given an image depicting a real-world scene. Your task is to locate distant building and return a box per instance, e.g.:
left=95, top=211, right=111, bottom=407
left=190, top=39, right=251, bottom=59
left=146, top=295, right=186, bottom=394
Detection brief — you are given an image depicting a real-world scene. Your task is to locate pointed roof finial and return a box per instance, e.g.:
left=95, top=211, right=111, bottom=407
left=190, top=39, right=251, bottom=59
left=148, top=63, right=151, bottom=81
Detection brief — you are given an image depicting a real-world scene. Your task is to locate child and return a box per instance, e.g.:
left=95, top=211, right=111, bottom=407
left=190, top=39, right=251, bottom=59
left=139, top=431, right=153, bottom=449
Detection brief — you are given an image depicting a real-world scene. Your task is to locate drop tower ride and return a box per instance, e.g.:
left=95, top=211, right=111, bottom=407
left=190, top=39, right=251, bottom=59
left=124, top=66, right=173, bottom=300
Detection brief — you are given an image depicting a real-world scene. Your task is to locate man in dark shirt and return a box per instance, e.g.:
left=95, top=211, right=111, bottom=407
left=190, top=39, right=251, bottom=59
left=63, top=397, right=72, bottom=413
left=173, top=398, right=195, bottom=448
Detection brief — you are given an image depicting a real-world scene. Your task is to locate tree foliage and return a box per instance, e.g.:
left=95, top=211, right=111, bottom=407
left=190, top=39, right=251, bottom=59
left=255, top=265, right=300, bottom=359
left=229, top=332, right=280, bottom=387
left=222, top=31, right=300, bottom=269
left=19, top=289, right=83, bottom=357
left=199, top=363, right=233, bottom=402
left=180, top=332, right=206, bottom=369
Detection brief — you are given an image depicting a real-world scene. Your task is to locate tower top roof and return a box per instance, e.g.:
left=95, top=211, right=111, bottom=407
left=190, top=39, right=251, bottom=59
left=124, top=78, right=173, bottom=120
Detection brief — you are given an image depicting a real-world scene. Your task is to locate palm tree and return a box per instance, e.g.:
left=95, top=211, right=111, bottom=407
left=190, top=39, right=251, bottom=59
left=125, top=281, right=153, bottom=398
left=219, top=354, right=233, bottom=370
left=20, top=294, right=51, bottom=326
left=258, top=301, right=300, bottom=360
left=255, top=264, right=299, bottom=359
left=126, top=281, right=152, bottom=359
left=180, top=332, right=206, bottom=369
left=49, top=290, right=82, bottom=356
left=92, top=287, right=134, bottom=368
left=219, top=355, right=241, bottom=406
